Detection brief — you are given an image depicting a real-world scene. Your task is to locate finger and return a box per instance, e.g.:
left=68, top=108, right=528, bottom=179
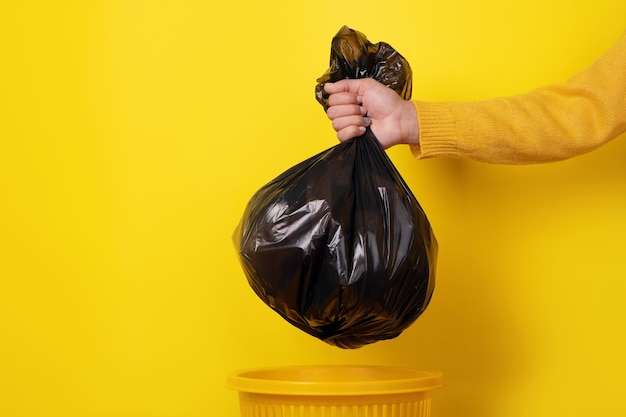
left=327, top=91, right=362, bottom=107
left=337, top=125, right=366, bottom=142
left=331, top=114, right=370, bottom=133
left=326, top=104, right=365, bottom=120
left=323, top=79, right=363, bottom=94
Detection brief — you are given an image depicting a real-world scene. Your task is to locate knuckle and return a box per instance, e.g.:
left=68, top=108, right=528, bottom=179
left=332, top=119, right=342, bottom=132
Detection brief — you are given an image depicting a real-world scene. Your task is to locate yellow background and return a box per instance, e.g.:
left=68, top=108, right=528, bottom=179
left=1, top=1, right=626, bottom=416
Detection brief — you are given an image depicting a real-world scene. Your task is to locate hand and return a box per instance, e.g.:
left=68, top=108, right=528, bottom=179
left=323, top=78, right=420, bottom=149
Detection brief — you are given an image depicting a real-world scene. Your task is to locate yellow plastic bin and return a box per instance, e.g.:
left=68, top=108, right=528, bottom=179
left=227, top=365, right=443, bottom=417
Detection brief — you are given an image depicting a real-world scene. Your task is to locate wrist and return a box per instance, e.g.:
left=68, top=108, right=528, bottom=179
left=401, top=101, right=420, bottom=146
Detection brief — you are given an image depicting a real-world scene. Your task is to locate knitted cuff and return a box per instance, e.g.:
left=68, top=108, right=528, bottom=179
left=410, top=101, right=459, bottom=159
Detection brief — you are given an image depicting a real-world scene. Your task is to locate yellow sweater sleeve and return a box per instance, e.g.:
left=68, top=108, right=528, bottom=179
left=411, top=33, right=626, bottom=164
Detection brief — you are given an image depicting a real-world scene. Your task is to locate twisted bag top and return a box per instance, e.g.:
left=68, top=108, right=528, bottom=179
left=315, top=25, right=412, bottom=108
left=233, top=26, right=437, bottom=349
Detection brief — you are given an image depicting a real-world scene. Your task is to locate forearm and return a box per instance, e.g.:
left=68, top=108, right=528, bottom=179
left=411, top=33, right=626, bottom=164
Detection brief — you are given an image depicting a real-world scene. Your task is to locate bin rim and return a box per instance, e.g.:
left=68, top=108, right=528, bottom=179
left=226, top=364, right=444, bottom=396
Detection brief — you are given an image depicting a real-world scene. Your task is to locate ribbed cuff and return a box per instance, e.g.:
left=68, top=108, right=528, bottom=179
left=410, top=101, right=460, bottom=159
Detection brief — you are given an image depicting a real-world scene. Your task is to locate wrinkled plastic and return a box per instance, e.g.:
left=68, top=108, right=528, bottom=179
left=315, top=25, right=412, bottom=109
left=233, top=26, right=437, bottom=349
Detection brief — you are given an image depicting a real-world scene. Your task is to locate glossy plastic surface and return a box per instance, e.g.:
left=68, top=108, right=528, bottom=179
left=233, top=27, right=437, bottom=349
left=315, top=25, right=413, bottom=109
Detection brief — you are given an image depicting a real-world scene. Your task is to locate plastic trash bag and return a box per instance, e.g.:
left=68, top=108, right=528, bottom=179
left=233, top=26, right=437, bottom=349
left=315, top=25, right=412, bottom=110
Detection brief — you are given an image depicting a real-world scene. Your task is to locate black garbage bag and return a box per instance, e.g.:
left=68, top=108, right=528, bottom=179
left=315, top=26, right=412, bottom=110
left=232, top=26, right=437, bottom=349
